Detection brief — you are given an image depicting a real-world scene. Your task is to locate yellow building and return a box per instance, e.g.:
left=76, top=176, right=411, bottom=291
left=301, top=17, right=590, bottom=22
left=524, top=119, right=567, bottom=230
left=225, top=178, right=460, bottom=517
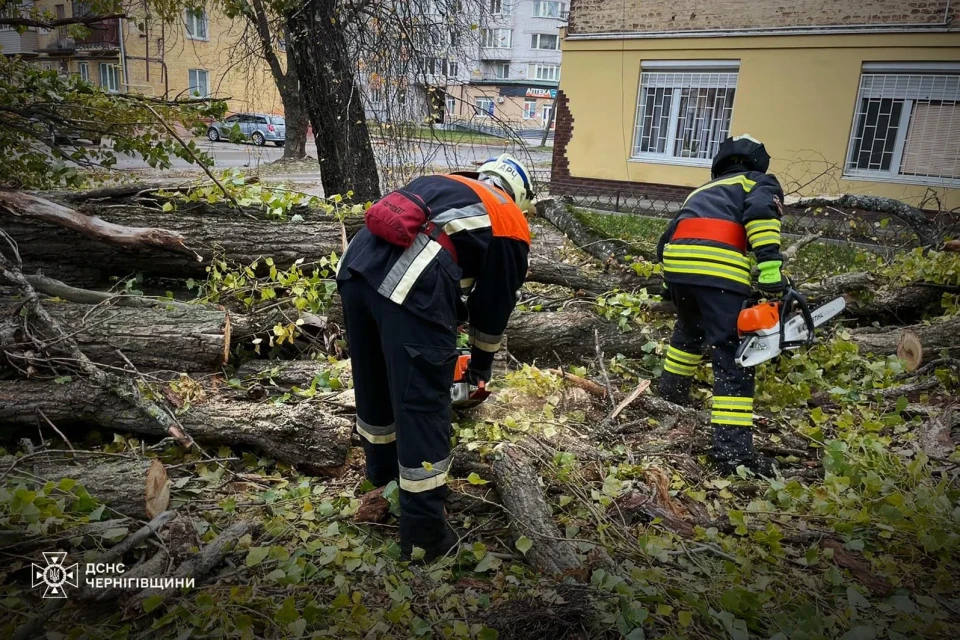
left=4, top=1, right=281, bottom=114
left=552, top=0, right=960, bottom=210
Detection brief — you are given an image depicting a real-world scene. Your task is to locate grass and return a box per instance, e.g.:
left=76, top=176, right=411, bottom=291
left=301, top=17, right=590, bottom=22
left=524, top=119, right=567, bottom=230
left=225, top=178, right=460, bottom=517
left=573, top=208, right=878, bottom=282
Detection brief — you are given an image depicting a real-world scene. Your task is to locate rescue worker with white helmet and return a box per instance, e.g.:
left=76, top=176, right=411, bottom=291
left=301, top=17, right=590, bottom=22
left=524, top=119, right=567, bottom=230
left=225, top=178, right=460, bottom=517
left=656, top=135, right=787, bottom=476
left=337, top=154, right=533, bottom=561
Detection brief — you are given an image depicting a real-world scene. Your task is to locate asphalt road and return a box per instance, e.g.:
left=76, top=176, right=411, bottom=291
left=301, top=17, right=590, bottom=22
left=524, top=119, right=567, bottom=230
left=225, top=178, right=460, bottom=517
left=111, top=138, right=553, bottom=173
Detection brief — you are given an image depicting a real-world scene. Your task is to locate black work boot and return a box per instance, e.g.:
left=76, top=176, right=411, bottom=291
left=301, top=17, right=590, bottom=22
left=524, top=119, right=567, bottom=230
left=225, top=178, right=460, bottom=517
left=400, top=526, right=460, bottom=563
left=711, top=426, right=777, bottom=476
left=658, top=372, right=693, bottom=406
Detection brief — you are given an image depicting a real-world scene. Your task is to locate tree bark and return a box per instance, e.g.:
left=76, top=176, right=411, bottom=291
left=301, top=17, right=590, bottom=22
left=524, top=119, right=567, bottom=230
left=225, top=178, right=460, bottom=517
left=280, top=28, right=309, bottom=161
left=794, top=194, right=944, bottom=248
left=0, top=380, right=353, bottom=473
left=535, top=198, right=657, bottom=263
left=505, top=310, right=662, bottom=362
left=1, top=296, right=231, bottom=373
left=4, top=198, right=360, bottom=285
left=286, top=0, right=381, bottom=202
left=848, top=316, right=960, bottom=358
left=33, top=457, right=154, bottom=519
left=491, top=443, right=582, bottom=576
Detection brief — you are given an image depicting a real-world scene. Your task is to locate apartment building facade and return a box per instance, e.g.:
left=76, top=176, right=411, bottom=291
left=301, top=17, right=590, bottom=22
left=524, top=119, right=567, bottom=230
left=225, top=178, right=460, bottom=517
left=2, top=1, right=282, bottom=115
left=553, top=0, right=960, bottom=209
left=446, top=0, right=567, bottom=131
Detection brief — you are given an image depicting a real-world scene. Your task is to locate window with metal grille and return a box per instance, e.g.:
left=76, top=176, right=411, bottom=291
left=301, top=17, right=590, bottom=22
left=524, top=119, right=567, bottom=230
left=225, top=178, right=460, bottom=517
left=632, top=67, right=738, bottom=164
left=845, top=71, right=960, bottom=183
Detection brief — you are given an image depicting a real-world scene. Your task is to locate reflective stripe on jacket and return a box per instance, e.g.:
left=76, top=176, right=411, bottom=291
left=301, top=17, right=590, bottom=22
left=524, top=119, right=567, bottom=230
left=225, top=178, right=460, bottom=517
left=657, top=170, right=785, bottom=294
left=338, top=174, right=530, bottom=371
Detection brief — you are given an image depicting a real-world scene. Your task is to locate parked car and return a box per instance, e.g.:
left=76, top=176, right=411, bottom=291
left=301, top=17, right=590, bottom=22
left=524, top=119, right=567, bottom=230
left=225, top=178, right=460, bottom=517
left=207, top=113, right=285, bottom=147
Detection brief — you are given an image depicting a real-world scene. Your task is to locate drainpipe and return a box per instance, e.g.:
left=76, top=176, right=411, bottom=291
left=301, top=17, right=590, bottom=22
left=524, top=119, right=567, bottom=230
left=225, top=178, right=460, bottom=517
left=118, top=16, right=129, bottom=91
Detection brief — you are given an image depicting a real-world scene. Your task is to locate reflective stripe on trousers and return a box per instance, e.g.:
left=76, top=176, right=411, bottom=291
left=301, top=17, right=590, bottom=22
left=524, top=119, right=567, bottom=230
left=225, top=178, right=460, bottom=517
left=399, top=454, right=452, bottom=493
left=356, top=416, right=396, bottom=444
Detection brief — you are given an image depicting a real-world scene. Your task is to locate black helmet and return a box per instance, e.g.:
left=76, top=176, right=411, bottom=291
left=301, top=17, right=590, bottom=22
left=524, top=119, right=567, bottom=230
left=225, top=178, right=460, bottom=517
left=711, top=135, right=770, bottom=178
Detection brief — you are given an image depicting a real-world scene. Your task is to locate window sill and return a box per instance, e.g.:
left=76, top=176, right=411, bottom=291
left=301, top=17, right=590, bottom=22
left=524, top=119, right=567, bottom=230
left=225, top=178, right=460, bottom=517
left=185, top=34, right=209, bottom=42
left=842, top=172, right=960, bottom=188
left=629, top=155, right=712, bottom=168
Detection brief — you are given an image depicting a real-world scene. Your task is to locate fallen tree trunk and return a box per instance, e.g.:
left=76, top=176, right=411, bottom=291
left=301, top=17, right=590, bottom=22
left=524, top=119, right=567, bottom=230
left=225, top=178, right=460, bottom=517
left=4, top=194, right=362, bottom=285
left=1, top=296, right=231, bottom=373
left=527, top=254, right=659, bottom=294
left=491, top=443, right=582, bottom=576
left=506, top=310, right=661, bottom=361
left=0, top=380, right=353, bottom=473
left=535, top=198, right=657, bottom=263
left=848, top=316, right=960, bottom=358
left=793, top=194, right=944, bottom=248
left=32, top=457, right=153, bottom=519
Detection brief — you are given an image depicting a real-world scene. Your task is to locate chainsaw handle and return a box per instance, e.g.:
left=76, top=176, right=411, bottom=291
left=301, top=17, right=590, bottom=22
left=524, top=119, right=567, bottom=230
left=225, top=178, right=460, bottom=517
left=779, top=287, right=815, bottom=348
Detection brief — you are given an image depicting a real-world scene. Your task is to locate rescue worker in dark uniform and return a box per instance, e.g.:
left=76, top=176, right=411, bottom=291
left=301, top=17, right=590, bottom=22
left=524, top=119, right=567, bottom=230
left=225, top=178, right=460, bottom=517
left=336, top=154, right=533, bottom=561
left=656, top=135, right=787, bottom=475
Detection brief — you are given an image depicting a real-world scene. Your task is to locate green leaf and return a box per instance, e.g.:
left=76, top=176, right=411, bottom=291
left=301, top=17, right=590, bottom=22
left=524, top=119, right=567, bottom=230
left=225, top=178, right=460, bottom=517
left=840, top=626, right=876, bottom=640
left=410, top=546, right=426, bottom=561
left=678, top=611, right=693, bottom=627
left=53, top=376, right=72, bottom=385
left=625, top=629, right=645, bottom=640
left=515, top=536, right=533, bottom=555
left=467, top=472, right=489, bottom=485
left=245, top=546, right=270, bottom=567
left=477, top=628, right=499, bottom=640
left=142, top=594, right=165, bottom=613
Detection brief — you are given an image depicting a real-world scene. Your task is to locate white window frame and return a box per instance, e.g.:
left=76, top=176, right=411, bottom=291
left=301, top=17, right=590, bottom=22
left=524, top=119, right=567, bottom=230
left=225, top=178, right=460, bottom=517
left=530, top=33, right=560, bottom=51
left=369, top=87, right=383, bottom=105
left=184, top=7, right=208, bottom=41
left=494, top=62, right=510, bottom=79
left=445, top=95, right=457, bottom=118
left=843, top=63, right=960, bottom=186
left=630, top=61, right=740, bottom=167
left=78, top=61, right=90, bottom=83
left=530, top=63, right=561, bottom=82
left=188, top=68, right=209, bottom=97
left=475, top=97, right=495, bottom=117
left=532, top=1, right=565, bottom=19
left=522, top=98, right=537, bottom=119
left=488, top=0, right=512, bottom=15
left=98, top=62, right=119, bottom=93
left=480, top=28, right=512, bottom=49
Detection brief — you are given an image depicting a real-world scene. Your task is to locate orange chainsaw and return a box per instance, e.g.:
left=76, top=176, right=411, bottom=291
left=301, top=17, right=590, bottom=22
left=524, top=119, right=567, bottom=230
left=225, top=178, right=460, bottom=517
left=735, top=287, right=845, bottom=368
left=450, top=349, right=491, bottom=409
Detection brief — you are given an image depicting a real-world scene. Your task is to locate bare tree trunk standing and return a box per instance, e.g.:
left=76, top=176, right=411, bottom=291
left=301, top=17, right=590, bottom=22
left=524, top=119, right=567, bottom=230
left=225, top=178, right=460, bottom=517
left=240, top=0, right=309, bottom=160
left=281, top=25, right=309, bottom=160
left=286, top=0, right=382, bottom=201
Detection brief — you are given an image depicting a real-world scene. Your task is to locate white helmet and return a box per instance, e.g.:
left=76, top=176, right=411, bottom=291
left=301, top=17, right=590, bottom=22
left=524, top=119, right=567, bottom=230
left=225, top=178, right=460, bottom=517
left=477, top=153, right=534, bottom=213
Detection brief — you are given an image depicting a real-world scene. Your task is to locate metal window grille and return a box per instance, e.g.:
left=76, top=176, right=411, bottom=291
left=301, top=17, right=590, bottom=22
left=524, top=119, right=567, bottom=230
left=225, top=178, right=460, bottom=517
left=632, top=71, right=738, bottom=161
left=845, top=73, right=960, bottom=181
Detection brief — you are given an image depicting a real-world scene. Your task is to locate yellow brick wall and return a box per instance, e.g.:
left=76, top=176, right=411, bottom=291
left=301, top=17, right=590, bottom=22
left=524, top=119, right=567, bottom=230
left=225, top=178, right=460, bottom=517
left=569, top=0, right=955, bottom=34
left=31, top=1, right=282, bottom=114
left=123, top=5, right=283, bottom=114
left=558, top=32, right=960, bottom=210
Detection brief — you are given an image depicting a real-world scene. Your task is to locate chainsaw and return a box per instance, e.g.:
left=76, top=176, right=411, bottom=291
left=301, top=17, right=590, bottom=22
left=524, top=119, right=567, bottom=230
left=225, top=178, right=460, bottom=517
left=450, top=349, right=491, bottom=409
left=735, top=286, right=846, bottom=368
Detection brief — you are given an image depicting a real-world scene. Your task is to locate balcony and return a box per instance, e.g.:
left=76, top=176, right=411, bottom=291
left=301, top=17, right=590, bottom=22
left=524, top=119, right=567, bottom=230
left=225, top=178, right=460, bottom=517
left=0, top=30, right=39, bottom=55
left=75, top=17, right=120, bottom=51
left=478, top=47, right=512, bottom=62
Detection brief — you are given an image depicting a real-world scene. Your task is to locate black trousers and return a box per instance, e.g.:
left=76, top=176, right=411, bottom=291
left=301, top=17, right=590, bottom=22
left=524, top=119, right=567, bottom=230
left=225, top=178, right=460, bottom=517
left=338, top=276, right=458, bottom=550
left=659, top=284, right=758, bottom=463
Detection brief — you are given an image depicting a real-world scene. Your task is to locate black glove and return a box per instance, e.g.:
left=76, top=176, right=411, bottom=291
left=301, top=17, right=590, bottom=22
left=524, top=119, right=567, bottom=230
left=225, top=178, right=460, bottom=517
left=464, top=363, right=492, bottom=386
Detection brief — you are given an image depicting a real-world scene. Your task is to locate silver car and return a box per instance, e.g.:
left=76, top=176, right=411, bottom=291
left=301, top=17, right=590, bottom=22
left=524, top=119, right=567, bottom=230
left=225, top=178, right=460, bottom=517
left=207, top=113, right=286, bottom=147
